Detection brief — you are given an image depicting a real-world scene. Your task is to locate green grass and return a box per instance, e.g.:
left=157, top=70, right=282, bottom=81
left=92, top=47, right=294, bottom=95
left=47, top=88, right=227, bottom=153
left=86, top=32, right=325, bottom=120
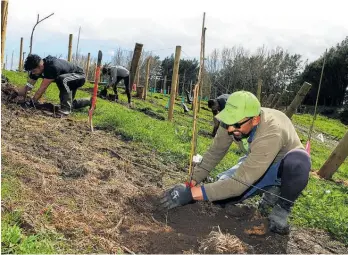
left=1, top=223, right=57, bottom=254
left=296, top=132, right=348, bottom=181
left=1, top=154, right=67, bottom=254
left=1, top=178, right=63, bottom=254
left=291, top=178, right=348, bottom=244
left=3, top=70, right=240, bottom=172
left=3, top=70, right=348, bottom=245
left=293, top=114, right=347, bottom=140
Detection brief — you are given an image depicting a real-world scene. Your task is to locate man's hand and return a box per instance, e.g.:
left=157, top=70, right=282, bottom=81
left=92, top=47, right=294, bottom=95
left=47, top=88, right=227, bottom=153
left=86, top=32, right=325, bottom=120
left=159, top=184, right=193, bottom=210
left=16, top=86, right=29, bottom=97
left=8, top=90, right=19, bottom=100
left=23, top=97, right=36, bottom=108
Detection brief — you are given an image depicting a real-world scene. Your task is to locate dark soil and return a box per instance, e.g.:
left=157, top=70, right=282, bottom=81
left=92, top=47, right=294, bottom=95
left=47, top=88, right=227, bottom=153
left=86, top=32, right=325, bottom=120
left=2, top=82, right=347, bottom=254
left=123, top=200, right=288, bottom=254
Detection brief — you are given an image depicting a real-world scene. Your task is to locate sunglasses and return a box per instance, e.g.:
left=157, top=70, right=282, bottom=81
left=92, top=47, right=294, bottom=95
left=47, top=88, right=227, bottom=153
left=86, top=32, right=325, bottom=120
left=224, top=117, right=253, bottom=129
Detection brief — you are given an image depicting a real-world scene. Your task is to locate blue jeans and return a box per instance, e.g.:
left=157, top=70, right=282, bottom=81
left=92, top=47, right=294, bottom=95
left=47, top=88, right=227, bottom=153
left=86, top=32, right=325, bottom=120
left=216, top=149, right=311, bottom=207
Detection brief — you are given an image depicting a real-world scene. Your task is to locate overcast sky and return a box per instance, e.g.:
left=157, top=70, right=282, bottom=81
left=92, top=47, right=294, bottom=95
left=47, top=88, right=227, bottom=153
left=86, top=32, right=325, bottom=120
left=3, top=0, right=348, bottom=70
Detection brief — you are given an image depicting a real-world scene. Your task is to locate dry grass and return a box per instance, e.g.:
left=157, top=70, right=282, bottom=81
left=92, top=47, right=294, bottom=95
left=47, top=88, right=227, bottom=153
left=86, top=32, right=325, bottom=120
left=1, top=101, right=185, bottom=253
left=199, top=226, right=247, bottom=254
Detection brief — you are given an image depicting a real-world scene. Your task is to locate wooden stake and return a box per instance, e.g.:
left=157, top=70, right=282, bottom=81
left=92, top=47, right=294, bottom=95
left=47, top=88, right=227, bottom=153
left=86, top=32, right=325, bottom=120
left=188, top=84, right=200, bottom=179
left=136, top=64, right=140, bottom=86
left=1, top=0, right=8, bottom=68
left=285, top=82, right=312, bottom=119
left=85, top=52, right=91, bottom=80
left=318, top=130, right=348, bottom=179
left=129, top=43, right=143, bottom=97
left=175, top=74, right=180, bottom=100
left=188, top=12, right=206, bottom=181
left=168, top=45, right=181, bottom=121
left=75, top=26, right=81, bottom=62
left=68, top=34, right=73, bottom=62
left=257, top=78, right=262, bottom=101
left=144, top=56, right=151, bottom=100
left=198, top=15, right=206, bottom=112
left=22, top=51, right=26, bottom=70
left=18, top=37, right=23, bottom=71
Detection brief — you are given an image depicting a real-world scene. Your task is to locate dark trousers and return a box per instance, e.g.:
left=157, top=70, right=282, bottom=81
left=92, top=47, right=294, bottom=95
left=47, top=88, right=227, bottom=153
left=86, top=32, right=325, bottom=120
left=106, top=75, right=131, bottom=104
left=56, top=73, right=90, bottom=112
left=277, top=149, right=311, bottom=210
left=215, top=149, right=311, bottom=211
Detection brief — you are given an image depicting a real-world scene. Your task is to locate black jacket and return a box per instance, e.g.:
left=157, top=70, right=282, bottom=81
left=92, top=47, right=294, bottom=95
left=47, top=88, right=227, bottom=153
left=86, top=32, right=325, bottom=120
left=29, top=56, right=84, bottom=81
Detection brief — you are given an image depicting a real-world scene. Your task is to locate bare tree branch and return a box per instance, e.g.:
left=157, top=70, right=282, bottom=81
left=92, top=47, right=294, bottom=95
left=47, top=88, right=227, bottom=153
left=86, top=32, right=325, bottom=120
left=29, top=12, right=54, bottom=54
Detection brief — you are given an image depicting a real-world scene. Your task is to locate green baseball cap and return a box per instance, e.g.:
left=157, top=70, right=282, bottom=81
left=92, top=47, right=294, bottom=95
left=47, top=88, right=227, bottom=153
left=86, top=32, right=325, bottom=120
left=215, top=91, right=261, bottom=125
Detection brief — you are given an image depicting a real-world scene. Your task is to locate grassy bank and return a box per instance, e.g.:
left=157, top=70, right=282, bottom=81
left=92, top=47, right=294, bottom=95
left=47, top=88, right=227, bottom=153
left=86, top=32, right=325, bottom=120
left=2, top=70, right=348, bottom=245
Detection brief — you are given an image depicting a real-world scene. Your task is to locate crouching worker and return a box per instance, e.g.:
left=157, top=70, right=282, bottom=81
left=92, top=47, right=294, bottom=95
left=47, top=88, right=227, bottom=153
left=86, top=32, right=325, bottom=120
left=207, top=94, right=230, bottom=137
left=100, top=64, right=131, bottom=106
left=160, top=91, right=311, bottom=235
left=16, top=54, right=91, bottom=115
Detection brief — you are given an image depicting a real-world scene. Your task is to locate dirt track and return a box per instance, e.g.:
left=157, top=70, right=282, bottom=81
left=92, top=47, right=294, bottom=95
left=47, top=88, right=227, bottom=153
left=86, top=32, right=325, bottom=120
left=2, top=86, right=348, bottom=253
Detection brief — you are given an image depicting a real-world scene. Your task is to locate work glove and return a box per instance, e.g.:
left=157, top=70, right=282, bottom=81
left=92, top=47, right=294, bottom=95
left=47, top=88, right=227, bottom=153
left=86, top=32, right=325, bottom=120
left=159, top=184, right=194, bottom=210
left=8, top=90, right=19, bottom=100
left=23, top=98, right=36, bottom=108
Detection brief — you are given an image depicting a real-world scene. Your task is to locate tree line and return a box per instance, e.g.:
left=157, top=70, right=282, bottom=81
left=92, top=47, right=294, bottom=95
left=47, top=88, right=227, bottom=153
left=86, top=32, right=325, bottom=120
left=73, top=36, right=347, bottom=108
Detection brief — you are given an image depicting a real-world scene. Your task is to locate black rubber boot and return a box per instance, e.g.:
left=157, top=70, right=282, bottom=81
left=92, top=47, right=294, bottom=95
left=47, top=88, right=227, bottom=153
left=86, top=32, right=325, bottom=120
left=258, top=186, right=281, bottom=217
left=100, top=88, right=108, bottom=98
left=72, top=98, right=92, bottom=109
left=268, top=203, right=291, bottom=235
left=59, top=91, right=73, bottom=115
